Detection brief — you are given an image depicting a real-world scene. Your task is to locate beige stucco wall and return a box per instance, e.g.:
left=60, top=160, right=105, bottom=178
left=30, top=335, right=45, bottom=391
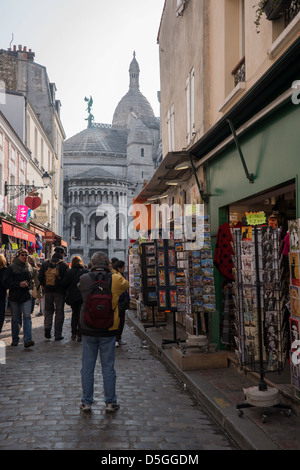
left=158, top=0, right=300, bottom=160
left=158, top=0, right=207, bottom=157
left=209, top=0, right=300, bottom=125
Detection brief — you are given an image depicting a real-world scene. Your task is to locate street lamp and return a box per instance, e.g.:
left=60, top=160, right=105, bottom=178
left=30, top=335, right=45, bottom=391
left=4, top=171, right=52, bottom=199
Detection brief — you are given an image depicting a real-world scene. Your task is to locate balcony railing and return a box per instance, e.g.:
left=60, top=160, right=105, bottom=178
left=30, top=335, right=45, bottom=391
left=232, top=57, right=246, bottom=87
left=285, top=0, right=300, bottom=26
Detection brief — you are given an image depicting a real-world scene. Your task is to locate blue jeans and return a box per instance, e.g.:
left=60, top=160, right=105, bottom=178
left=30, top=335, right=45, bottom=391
left=10, top=299, right=33, bottom=344
left=81, top=335, right=117, bottom=406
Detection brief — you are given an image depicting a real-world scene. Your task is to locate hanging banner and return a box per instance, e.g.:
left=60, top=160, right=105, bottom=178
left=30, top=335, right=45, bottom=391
left=16, top=205, right=29, bottom=224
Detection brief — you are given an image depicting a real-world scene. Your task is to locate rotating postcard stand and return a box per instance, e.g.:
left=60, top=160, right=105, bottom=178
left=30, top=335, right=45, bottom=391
left=155, top=235, right=184, bottom=349
left=236, top=226, right=291, bottom=422
left=140, top=241, right=167, bottom=331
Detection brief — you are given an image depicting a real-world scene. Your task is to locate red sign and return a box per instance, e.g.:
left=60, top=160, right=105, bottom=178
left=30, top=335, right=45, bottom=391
left=1, top=220, right=36, bottom=244
left=44, top=230, right=55, bottom=242
left=25, top=196, right=42, bottom=210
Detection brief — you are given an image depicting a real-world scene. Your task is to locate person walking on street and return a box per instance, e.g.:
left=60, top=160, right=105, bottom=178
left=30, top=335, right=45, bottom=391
left=61, top=255, right=88, bottom=342
left=115, top=260, right=130, bottom=347
left=111, top=257, right=118, bottom=274
left=27, top=255, right=42, bottom=315
left=2, top=249, right=34, bottom=348
left=38, top=246, right=69, bottom=341
left=78, top=251, right=129, bottom=413
left=0, top=254, right=7, bottom=334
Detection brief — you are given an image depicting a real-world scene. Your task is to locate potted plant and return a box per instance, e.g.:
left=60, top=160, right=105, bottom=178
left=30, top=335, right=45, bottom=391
left=254, top=0, right=292, bottom=31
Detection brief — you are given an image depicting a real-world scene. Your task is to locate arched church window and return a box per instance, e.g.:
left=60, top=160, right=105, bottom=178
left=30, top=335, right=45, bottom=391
left=70, top=215, right=82, bottom=241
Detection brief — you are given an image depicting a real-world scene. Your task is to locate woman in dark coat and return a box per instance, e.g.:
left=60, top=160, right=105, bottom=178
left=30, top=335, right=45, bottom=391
left=2, top=248, right=34, bottom=347
left=61, top=256, right=88, bottom=341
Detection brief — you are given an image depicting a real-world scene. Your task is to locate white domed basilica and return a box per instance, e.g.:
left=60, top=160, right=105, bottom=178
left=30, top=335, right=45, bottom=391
left=63, top=53, right=161, bottom=264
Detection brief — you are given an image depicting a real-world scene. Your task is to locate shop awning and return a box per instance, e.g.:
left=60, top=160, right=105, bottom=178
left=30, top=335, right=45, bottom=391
left=1, top=220, right=36, bottom=244
left=30, top=225, right=46, bottom=239
left=44, top=230, right=56, bottom=243
left=44, top=230, right=67, bottom=247
left=136, top=151, right=195, bottom=201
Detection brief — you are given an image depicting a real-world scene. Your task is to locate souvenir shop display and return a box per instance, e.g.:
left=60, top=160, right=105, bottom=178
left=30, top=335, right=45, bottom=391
left=288, top=219, right=300, bottom=397
left=128, top=242, right=141, bottom=302
left=232, top=225, right=288, bottom=372
left=155, top=232, right=177, bottom=313
left=140, top=241, right=157, bottom=307
left=171, top=212, right=216, bottom=345
left=139, top=241, right=166, bottom=329
left=131, top=209, right=217, bottom=346
left=233, top=224, right=292, bottom=421
left=175, top=214, right=215, bottom=336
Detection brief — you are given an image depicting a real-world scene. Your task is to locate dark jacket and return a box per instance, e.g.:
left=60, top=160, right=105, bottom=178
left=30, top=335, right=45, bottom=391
left=38, top=255, right=69, bottom=293
left=0, top=266, right=7, bottom=300
left=2, top=258, right=33, bottom=303
left=118, top=273, right=130, bottom=310
left=60, top=265, right=89, bottom=305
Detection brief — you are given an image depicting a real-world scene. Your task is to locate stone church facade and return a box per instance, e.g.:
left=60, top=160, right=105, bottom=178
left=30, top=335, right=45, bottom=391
left=63, top=53, right=161, bottom=264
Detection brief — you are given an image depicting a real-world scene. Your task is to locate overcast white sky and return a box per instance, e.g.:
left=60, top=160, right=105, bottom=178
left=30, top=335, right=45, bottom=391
left=0, top=0, right=165, bottom=139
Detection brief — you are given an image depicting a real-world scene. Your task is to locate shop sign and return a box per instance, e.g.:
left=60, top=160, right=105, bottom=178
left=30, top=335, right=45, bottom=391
left=1, top=220, right=35, bottom=243
left=245, top=211, right=266, bottom=226
left=34, top=203, right=48, bottom=224
left=25, top=195, right=42, bottom=210
left=16, top=205, right=29, bottom=224
left=44, top=230, right=55, bottom=242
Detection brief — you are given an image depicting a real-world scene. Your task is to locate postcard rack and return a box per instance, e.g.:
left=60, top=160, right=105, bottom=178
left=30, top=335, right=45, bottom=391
left=140, top=241, right=166, bottom=330
left=233, top=225, right=291, bottom=421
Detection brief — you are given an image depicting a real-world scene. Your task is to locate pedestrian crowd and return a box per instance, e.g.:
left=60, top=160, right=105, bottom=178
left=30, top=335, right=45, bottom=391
left=0, top=247, right=130, bottom=413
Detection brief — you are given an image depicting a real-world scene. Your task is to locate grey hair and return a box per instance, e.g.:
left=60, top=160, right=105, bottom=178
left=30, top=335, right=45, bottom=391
left=91, top=251, right=110, bottom=267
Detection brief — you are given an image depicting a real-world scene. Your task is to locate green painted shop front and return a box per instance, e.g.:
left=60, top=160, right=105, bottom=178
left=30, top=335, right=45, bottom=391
left=205, top=98, right=300, bottom=347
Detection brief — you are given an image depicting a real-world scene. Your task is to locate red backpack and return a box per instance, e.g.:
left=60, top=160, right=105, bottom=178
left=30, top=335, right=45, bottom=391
left=83, top=271, right=114, bottom=330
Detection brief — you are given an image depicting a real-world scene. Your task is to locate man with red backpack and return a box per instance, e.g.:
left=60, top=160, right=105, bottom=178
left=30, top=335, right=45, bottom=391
left=38, top=246, right=69, bottom=341
left=78, top=251, right=129, bottom=414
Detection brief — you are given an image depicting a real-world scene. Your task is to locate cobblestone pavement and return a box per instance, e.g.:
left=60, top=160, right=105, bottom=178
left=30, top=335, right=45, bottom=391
left=0, top=308, right=236, bottom=451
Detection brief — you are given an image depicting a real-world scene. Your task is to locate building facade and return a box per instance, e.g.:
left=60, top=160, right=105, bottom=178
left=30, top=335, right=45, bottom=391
left=63, top=53, right=161, bottom=264
left=138, top=0, right=300, bottom=351
left=0, top=45, right=65, bottom=236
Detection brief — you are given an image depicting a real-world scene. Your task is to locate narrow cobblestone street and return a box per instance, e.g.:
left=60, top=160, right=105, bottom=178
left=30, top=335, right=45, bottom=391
left=0, top=308, right=236, bottom=451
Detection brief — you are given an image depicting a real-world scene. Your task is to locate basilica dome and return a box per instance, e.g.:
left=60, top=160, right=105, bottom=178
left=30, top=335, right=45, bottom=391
left=64, top=124, right=128, bottom=157
left=112, top=52, right=157, bottom=129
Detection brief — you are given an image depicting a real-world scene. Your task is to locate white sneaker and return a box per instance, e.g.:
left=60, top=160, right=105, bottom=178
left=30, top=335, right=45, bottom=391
left=115, top=341, right=120, bottom=347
